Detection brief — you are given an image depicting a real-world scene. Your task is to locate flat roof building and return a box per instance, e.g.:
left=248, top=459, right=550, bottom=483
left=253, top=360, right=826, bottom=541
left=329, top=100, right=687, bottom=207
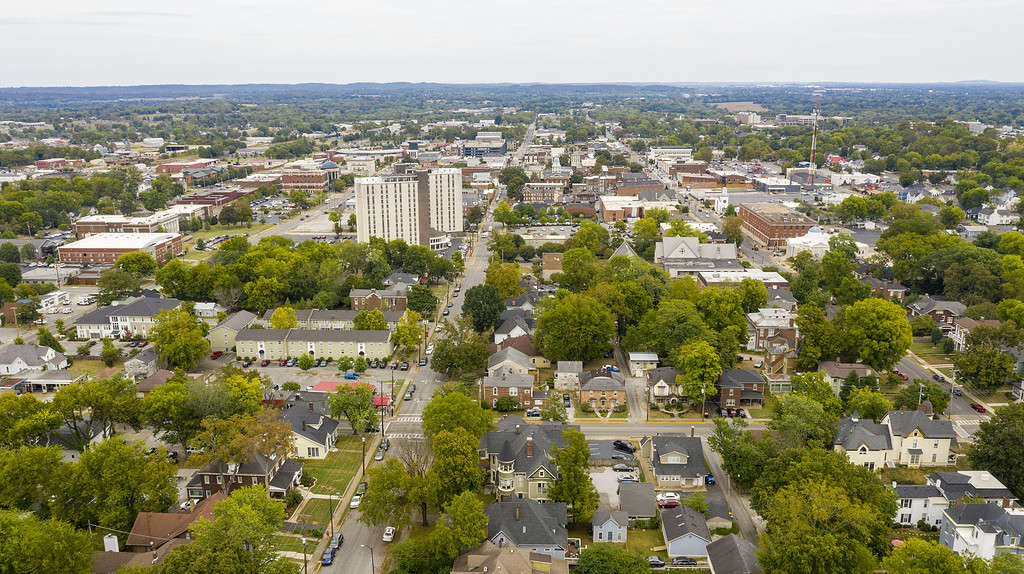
left=58, top=233, right=183, bottom=265
left=738, top=203, right=816, bottom=249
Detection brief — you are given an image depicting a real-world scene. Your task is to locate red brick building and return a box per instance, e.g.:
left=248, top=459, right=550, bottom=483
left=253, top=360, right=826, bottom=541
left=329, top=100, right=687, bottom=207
left=349, top=287, right=407, bottom=311
left=738, top=203, right=816, bottom=249
left=58, top=233, right=184, bottom=264
left=279, top=169, right=330, bottom=192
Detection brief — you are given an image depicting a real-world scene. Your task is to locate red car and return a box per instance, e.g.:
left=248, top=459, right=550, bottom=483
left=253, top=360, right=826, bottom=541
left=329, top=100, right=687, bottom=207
left=210, top=351, right=223, bottom=359
left=971, top=403, right=987, bottom=414
left=895, top=371, right=909, bottom=381
left=657, top=499, right=679, bottom=508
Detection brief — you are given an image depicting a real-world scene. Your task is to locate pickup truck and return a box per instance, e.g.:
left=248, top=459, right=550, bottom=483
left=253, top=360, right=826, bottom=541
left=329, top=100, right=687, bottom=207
left=344, top=370, right=359, bottom=380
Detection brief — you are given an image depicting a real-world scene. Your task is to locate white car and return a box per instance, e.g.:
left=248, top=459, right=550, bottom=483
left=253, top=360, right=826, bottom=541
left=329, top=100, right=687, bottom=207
left=349, top=494, right=362, bottom=509
left=382, top=526, right=396, bottom=542
left=61, top=307, right=72, bottom=314
left=617, top=473, right=638, bottom=483
left=656, top=492, right=680, bottom=502
left=425, top=344, right=434, bottom=355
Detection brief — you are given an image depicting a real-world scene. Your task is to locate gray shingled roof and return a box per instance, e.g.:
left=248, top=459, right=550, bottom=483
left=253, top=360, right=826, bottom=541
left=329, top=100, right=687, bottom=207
left=75, top=297, right=181, bottom=326
left=706, top=534, right=762, bottom=574
left=482, top=418, right=578, bottom=479
left=894, top=484, right=942, bottom=499
left=592, top=507, right=628, bottom=528
left=661, top=505, right=711, bottom=543
left=647, top=367, right=679, bottom=386
left=652, top=435, right=707, bottom=479
left=488, top=347, right=532, bottom=371
left=833, top=416, right=892, bottom=451
left=944, top=503, right=1024, bottom=537
left=719, top=369, right=762, bottom=388
left=884, top=410, right=956, bottom=439
left=0, top=344, right=66, bottom=368
left=484, top=368, right=534, bottom=389
left=486, top=500, right=567, bottom=548
left=214, top=310, right=256, bottom=332
left=618, top=482, right=656, bottom=518
left=580, top=369, right=625, bottom=391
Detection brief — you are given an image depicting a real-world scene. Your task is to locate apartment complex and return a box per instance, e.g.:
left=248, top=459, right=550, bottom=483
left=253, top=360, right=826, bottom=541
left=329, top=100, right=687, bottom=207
left=233, top=328, right=394, bottom=361
left=72, top=205, right=208, bottom=238
left=355, top=168, right=462, bottom=249
left=58, top=232, right=184, bottom=264
left=738, top=203, right=816, bottom=249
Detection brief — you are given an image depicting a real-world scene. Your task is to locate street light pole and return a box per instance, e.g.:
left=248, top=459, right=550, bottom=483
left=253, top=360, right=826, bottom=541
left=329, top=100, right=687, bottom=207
left=362, top=544, right=376, bottom=573
left=361, top=436, right=366, bottom=475
left=328, top=492, right=334, bottom=537
left=301, top=538, right=308, bottom=574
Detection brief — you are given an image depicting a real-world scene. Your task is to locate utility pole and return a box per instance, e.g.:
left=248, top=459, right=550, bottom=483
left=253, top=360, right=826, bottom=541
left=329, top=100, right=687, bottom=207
left=361, top=436, right=366, bottom=475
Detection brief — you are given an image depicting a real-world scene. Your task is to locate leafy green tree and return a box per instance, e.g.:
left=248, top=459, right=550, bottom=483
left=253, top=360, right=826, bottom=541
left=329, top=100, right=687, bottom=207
left=151, top=307, right=210, bottom=370
left=35, top=327, right=64, bottom=353
left=790, top=371, right=843, bottom=417
left=354, top=355, right=368, bottom=373
left=0, top=393, right=60, bottom=447
left=97, top=267, right=140, bottom=303
left=100, top=337, right=120, bottom=366
left=441, top=490, right=489, bottom=552
left=675, top=340, right=721, bottom=406
left=0, top=242, right=18, bottom=263
left=328, top=382, right=377, bottom=434
left=51, top=376, right=140, bottom=451
left=422, top=391, right=492, bottom=438
left=407, top=284, right=438, bottom=315
left=55, top=437, right=176, bottom=532
left=0, top=510, right=93, bottom=574
left=575, top=543, right=649, bottom=574
left=494, top=395, right=519, bottom=412
left=548, top=428, right=600, bottom=523
left=991, top=553, right=1024, bottom=574
left=738, top=278, right=768, bottom=313
left=429, top=317, right=490, bottom=379
left=939, top=205, right=966, bottom=229
left=535, top=293, right=615, bottom=362
left=463, top=284, right=504, bottom=332
left=685, top=491, right=709, bottom=514
left=143, top=374, right=200, bottom=450
left=881, top=537, right=984, bottom=573
left=540, top=393, right=568, bottom=423
left=353, top=309, right=388, bottom=330
left=845, top=387, right=891, bottom=422
left=429, top=429, right=485, bottom=507
left=159, top=486, right=293, bottom=574
left=359, top=458, right=411, bottom=527
left=723, top=216, right=743, bottom=246
left=955, top=344, right=1016, bottom=391
left=841, top=298, right=912, bottom=371
left=768, top=394, right=836, bottom=450
left=297, top=353, right=315, bottom=370
left=268, top=306, right=297, bottom=329
left=557, top=247, right=602, bottom=292
left=485, top=259, right=523, bottom=300
left=970, top=404, right=1024, bottom=500
left=0, top=446, right=69, bottom=511
left=114, top=252, right=158, bottom=277
left=190, top=410, right=292, bottom=490
left=892, top=379, right=950, bottom=414
left=758, top=481, right=880, bottom=574
left=394, top=310, right=423, bottom=351
left=623, top=298, right=705, bottom=359
left=19, top=242, right=36, bottom=261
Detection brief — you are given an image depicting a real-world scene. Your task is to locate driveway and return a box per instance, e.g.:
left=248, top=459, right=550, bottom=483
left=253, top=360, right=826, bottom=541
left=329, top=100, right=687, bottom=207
left=590, top=468, right=624, bottom=509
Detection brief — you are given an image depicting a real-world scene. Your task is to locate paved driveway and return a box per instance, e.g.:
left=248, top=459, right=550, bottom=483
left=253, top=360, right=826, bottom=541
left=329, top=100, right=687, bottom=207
left=590, top=467, right=625, bottom=508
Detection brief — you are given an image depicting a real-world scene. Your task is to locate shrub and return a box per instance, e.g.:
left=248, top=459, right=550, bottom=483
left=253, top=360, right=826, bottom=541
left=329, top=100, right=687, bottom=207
left=300, top=474, right=315, bottom=487
left=282, top=381, right=301, bottom=391
left=283, top=488, right=302, bottom=509
left=649, top=403, right=660, bottom=411
left=580, top=402, right=593, bottom=413
left=613, top=404, right=627, bottom=413
left=495, top=396, right=520, bottom=412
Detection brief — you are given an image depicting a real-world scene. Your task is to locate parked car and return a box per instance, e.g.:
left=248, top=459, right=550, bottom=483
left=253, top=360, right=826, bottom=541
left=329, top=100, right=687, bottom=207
left=167, top=451, right=179, bottom=462
left=279, top=359, right=288, bottom=366
left=344, top=370, right=359, bottom=380
left=657, top=498, right=679, bottom=508
left=242, top=360, right=252, bottom=368
left=382, top=526, right=396, bottom=542
left=349, top=495, right=362, bottom=509
left=612, top=463, right=632, bottom=472
left=971, top=403, right=987, bottom=413
left=617, top=473, right=638, bottom=483
left=610, top=453, right=632, bottom=460
left=656, top=492, right=679, bottom=502
left=329, top=533, right=344, bottom=550
left=646, top=556, right=665, bottom=568
left=410, top=384, right=416, bottom=392
left=144, top=447, right=157, bottom=456
left=355, top=481, right=368, bottom=495
left=418, top=357, right=427, bottom=366
left=603, top=364, right=619, bottom=372
left=671, top=556, right=697, bottom=566
left=953, top=388, right=963, bottom=396
left=400, top=362, right=409, bottom=371
left=705, top=474, right=716, bottom=486
left=260, top=359, right=269, bottom=367
left=613, top=440, right=636, bottom=453
left=210, top=351, right=223, bottom=359
left=525, top=407, right=540, bottom=417
left=374, top=449, right=384, bottom=461
left=736, top=408, right=746, bottom=418
left=726, top=408, right=736, bottom=417
left=443, top=309, right=450, bottom=316
left=895, top=370, right=909, bottom=381
left=426, top=344, right=434, bottom=355
left=933, top=373, right=944, bottom=382
left=321, top=548, right=335, bottom=566
left=404, top=391, right=413, bottom=401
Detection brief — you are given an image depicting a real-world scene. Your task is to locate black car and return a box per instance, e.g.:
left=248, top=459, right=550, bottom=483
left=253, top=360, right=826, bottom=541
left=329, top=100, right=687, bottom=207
left=144, top=447, right=157, bottom=456
left=933, top=373, right=944, bottom=382
left=612, top=463, right=632, bottom=472
left=242, top=360, right=252, bottom=368
left=646, top=556, right=665, bottom=568
left=670, top=556, right=697, bottom=566
left=167, top=451, right=179, bottom=462
left=613, top=440, right=636, bottom=453
left=355, top=481, right=368, bottom=495
left=611, top=453, right=632, bottom=460
left=400, top=362, right=409, bottom=371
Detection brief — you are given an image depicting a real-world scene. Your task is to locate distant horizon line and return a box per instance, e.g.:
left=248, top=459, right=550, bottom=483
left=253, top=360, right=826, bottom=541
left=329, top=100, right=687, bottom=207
left=1, top=80, right=1022, bottom=90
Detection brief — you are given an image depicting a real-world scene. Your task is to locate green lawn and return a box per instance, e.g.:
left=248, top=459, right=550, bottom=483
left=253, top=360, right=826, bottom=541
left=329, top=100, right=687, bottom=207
left=301, top=435, right=366, bottom=495
left=626, top=527, right=668, bottom=558
left=910, top=341, right=954, bottom=364
left=188, top=223, right=272, bottom=241
left=271, top=534, right=308, bottom=553
left=295, top=497, right=337, bottom=526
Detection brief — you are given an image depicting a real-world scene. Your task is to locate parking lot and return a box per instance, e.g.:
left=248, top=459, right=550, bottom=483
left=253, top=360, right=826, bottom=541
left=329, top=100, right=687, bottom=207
left=590, top=467, right=626, bottom=509
left=587, top=439, right=637, bottom=463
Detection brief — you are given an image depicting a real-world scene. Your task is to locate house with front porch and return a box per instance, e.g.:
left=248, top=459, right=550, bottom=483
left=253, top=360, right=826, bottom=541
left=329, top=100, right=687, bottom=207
left=479, top=416, right=575, bottom=502
left=644, top=435, right=708, bottom=490
left=717, top=369, right=765, bottom=409
left=833, top=409, right=957, bottom=470
left=647, top=367, right=681, bottom=404
left=579, top=368, right=626, bottom=409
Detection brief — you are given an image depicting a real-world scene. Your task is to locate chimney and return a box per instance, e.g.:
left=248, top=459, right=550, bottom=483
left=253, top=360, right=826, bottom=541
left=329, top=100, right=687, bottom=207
left=302, top=420, right=307, bottom=431
left=515, top=504, right=520, bottom=521
left=515, top=425, right=521, bottom=434
left=526, top=436, right=534, bottom=457
left=1004, top=497, right=1010, bottom=508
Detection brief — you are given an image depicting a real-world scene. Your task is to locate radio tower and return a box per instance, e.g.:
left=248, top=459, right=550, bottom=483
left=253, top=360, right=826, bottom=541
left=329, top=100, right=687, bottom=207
left=808, top=95, right=820, bottom=187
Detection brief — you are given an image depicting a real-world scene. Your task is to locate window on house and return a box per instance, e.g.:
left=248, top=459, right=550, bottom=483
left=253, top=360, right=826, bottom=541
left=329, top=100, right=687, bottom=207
left=901, top=499, right=912, bottom=508
left=307, top=447, right=320, bottom=457
left=598, top=532, right=603, bottom=540
left=216, top=476, right=222, bottom=484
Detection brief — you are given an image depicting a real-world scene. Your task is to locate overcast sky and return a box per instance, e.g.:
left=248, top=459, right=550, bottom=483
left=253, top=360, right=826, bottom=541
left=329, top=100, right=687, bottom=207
left=2, top=0, right=1021, bottom=87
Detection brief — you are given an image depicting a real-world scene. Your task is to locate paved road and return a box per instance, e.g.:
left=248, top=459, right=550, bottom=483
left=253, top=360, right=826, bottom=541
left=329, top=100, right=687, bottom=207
left=250, top=192, right=349, bottom=244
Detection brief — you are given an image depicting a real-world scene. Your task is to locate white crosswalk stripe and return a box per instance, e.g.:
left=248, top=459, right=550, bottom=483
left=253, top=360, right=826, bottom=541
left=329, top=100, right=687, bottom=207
left=395, top=416, right=422, bottom=423
left=387, top=433, right=425, bottom=439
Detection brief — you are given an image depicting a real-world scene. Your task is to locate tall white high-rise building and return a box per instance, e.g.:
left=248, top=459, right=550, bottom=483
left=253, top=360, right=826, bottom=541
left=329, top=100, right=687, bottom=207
left=355, top=167, right=462, bottom=249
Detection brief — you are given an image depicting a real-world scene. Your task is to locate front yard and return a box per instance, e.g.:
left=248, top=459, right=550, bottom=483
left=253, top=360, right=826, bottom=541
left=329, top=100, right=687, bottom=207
left=910, top=340, right=954, bottom=365
left=568, top=525, right=668, bottom=561
left=294, top=497, right=337, bottom=527
left=300, top=435, right=366, bottom=495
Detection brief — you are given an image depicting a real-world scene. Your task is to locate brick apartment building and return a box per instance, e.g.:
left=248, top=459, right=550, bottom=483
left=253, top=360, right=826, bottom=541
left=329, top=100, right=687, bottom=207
left=58, top=233, right=184, bottom=264
left=349, top=287, right=407, bottom=311
left=668, top=162, right=709, bottom=176
left=279, top=169, right=330, bottom=192
left=483, top=368, right=534, bottom=408
left=738, top=203, right=816, bottom=249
